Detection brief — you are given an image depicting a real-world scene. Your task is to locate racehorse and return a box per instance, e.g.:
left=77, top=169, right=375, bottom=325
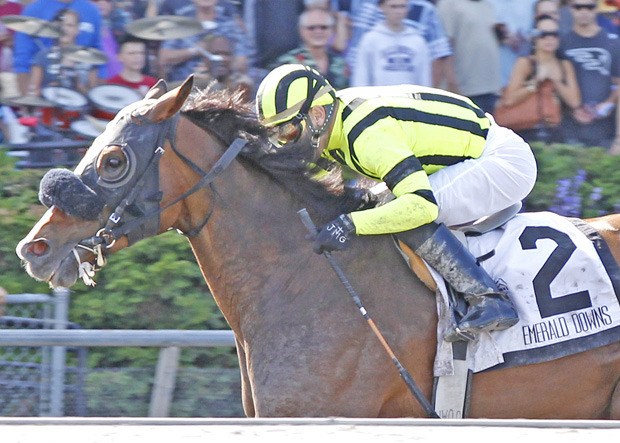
left=16, top=77, right=620, bottom=419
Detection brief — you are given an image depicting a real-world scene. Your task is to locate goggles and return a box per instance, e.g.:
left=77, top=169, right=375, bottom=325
left=269, top=117, right=307, bottom=147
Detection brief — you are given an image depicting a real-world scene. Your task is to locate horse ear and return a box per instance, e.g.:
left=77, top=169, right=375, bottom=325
left=144, top=75, right=194, bottom=123
left=144, top=79, right=168, bottom=100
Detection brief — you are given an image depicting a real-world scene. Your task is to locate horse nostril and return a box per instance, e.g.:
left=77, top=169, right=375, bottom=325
left=27, top=239, right=50, bottom=257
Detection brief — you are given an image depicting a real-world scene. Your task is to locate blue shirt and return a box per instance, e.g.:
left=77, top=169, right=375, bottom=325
left=13, top=0, right=102, bottom=74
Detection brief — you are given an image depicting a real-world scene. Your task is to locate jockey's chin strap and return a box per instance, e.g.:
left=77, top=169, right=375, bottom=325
left=304, top=102, right=334, bottom=152
left=297, top=67, right=336, bottom=151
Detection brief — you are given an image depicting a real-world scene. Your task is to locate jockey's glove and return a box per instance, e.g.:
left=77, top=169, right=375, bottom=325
left=311, top=214, right=356, bottom=254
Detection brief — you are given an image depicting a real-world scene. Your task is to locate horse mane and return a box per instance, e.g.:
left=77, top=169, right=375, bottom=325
left=182, top=87, right=370, bottom=221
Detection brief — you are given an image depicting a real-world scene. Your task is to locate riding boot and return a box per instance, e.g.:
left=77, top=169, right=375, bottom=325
left=396, top=222, right=519, bottom=341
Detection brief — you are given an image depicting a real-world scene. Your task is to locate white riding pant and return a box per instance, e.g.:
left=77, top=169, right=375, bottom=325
left=428, top=114, right=537, bottom=227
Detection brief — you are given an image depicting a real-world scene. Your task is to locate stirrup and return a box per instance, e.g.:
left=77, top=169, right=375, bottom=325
left=457, top=293, right=519, bottom=336
left=444, top=324, right=475, bottom=342
left=444, top=286, right=473, bottom=342
left=444, top=291, right=518, bottom=342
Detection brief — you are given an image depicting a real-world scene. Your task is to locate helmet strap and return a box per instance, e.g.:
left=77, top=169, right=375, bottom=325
left=306, top=103, right=335, bottom=147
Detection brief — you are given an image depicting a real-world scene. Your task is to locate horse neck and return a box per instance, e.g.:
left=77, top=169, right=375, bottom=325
left=184, top=152, right=322, bottom=331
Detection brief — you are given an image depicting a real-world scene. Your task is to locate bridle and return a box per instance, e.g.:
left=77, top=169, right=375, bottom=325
left=73, top=111, right=248, bottom=285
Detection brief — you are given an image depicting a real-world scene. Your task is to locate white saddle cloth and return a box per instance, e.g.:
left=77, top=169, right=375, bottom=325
left=431, top=211, right=620, bottom=375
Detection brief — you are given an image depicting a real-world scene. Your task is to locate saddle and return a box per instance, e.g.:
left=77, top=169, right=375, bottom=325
left=390, top=203, right=620, bottom=417
left=394, top=202, right=523, bottom=294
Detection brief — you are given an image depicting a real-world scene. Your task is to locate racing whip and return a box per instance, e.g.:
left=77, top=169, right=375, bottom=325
left=298, top=208, right=439, bottom=419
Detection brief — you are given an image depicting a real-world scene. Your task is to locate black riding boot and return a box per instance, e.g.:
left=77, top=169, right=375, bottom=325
left=397, top=222, right=519, bottom=341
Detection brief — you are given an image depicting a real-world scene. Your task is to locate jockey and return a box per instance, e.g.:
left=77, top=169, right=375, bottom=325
left=255, top=64, right=537, bottom=341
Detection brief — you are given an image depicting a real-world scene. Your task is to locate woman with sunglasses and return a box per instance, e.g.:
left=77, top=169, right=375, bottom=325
left=499, top=14, right=580, bottom=142
left=256, top=63, right=538, bottom=341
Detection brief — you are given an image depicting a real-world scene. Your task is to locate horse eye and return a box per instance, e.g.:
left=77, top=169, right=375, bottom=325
left=107, top=157, right=123, bottom=169
left=97, top=148, right=130, bottom=184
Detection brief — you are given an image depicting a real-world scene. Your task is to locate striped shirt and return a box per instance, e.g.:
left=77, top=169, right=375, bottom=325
left=324, top=84, right=490, bottom=234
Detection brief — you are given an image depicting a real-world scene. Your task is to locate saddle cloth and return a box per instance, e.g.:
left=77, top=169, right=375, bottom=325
left=430, top=211, right=620, bottom=375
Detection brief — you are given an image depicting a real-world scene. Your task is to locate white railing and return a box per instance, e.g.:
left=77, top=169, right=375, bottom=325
left=0, top=329, right=236, bottom=347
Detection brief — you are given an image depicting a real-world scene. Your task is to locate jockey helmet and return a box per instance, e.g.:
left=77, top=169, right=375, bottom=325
left=256, top=64, right=336, bottom=128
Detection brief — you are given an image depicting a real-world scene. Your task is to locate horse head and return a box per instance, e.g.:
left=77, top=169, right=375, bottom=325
left=16, top=76, right=198, bottom=288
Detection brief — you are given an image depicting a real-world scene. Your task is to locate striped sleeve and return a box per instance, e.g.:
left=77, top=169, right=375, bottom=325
left=345, top=118, right=439, bottom=235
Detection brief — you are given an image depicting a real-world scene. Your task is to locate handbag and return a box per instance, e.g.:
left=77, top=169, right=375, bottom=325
left=493, top=60, right=562, bottom=131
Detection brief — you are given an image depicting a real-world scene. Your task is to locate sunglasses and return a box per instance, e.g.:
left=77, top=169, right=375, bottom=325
left=537, top=30, right=560, bottom=38
left=269, top=118, right=306, bottom=147
left=305, top=25, right=331, bottom=31
left=571, top=3, right=596, bottom=10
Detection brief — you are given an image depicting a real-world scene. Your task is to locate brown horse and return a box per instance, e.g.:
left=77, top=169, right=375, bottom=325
left=16, top=77, right=620, bottom=419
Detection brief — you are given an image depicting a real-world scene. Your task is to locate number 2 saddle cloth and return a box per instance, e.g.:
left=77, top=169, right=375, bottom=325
left=430, top=211, right=620, bottom=375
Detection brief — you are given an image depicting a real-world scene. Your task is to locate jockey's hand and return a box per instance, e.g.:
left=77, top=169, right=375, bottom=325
left=311, top=214, right=356, bottom=254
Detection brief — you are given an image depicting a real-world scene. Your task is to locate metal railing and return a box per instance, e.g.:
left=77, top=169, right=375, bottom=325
left=4, top=140, right=90, bottom=169
left=1, top=290, right=237, bottom=417
left=0, top=329, right=236, bottom=417
left=0, top=330, right=236, bottom=348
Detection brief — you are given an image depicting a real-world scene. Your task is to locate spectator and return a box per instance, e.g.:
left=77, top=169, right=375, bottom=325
left=243, top=0, right=305, bottom=76
left=535, top=0, right=561, bottom=22
left=106, top=35, right=157, bottom=96
left=28, top=8, right=98, bottom=97
left=500, top=15, right=580, bottom=143
left=157, top=0, right=240, bottom=19
left=522, top=1, right=563, bottom=53
left=95, top=2, right=131, bottom=43
left=157, top=0, right=195, bottom=16
left=488, top=0, right=538, bottom=88
left=189, top=33, right=254, bottom=101
left=304, top=0, right=349, bottom=52
left=13, top=0, right=102, bottom=96
left=271, top=7, right=349, bottom=89
left=0, top=0, right=23, bottom=99
left=352, top=0, right=431, bottom=87
left=115, top=0, right=158, bottom=19
left=158, top=0, right=249, bottom=83
left=437, top=0, right=502, bottom=114
left=91, top=0, right=122, bottom=79
left=559, top=0, right=620, bottom=149
left=335, top=0, right=457, bottom=90
left=559, top=0, right=620, bottom=35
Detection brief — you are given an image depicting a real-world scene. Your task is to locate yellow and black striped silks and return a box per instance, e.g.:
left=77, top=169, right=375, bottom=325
left=323, top=85, right=491, bottom=235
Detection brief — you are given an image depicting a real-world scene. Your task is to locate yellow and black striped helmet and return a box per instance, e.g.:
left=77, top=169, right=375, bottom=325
left=256, top=64, right=336, bottom=127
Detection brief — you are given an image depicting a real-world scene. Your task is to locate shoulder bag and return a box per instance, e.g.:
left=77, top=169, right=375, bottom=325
left=493, top=59, right=562, bottom=131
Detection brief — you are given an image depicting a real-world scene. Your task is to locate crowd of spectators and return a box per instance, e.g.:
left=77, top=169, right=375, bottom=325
left=0, top=0, right=618, bottom=152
